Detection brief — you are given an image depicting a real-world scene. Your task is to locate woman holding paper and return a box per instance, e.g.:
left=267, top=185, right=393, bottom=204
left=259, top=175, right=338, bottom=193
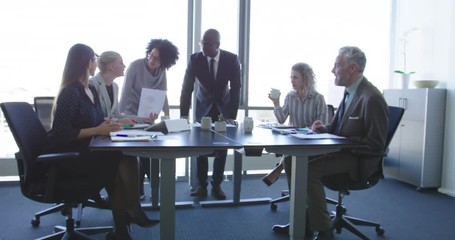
left=119, top=38, right=179, bottom=199
left=44, top=43, right=159, bottom=240
left=89, top=51, right=135, bottom=126
left=119, top=39, right=179, bottom=122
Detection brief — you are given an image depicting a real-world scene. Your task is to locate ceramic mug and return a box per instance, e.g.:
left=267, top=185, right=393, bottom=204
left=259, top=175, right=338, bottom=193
left=244, top=117, right=254, bottom=132
left=269, top=88, right=281, bottom=99
left=201, top=116, right=212, bottom=130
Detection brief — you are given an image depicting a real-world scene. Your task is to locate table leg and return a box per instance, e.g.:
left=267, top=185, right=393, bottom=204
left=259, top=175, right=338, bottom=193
left=160, top=158, right=176, bottom=240
left=189, top=156, right=198, bottom=190
left=289, top=155, right=308, bottom=239
left=232, top=150, right=242, bottom=203
left=150, top=158, right=160, bottom=208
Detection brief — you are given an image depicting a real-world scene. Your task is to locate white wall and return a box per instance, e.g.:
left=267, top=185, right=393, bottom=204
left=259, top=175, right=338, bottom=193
left=394, top=0, right=455, bottom=195
left=440, top=0, right=455, bottom=196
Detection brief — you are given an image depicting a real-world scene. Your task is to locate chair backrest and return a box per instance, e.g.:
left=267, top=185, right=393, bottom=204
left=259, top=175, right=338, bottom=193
left=1, top=102, right=48, bottom=190
left=385, top=106, right=405, bottom=150
left=34, top=97, right=55, bottom=132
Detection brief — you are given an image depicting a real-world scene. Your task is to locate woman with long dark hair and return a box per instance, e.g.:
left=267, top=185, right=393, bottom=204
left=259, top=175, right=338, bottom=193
left=44, top=43, right=158, bottom=239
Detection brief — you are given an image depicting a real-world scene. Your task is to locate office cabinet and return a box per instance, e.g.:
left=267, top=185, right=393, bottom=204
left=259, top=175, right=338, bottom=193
left=383, top=89, right=446, bottom=189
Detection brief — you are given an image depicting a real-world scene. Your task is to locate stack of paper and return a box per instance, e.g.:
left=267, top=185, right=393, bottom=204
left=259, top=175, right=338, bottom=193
left=123, top=123, right=151, bottom=129
left=291, top=133, right=346, bottom=139
left=272, top=127, right=312, bottom=135
left=111, top=136, right=151, bottom=142
left=109, top=130, right=162, bottom=142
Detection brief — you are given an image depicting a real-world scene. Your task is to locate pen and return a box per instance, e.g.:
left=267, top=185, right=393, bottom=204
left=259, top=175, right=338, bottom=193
left=115, top=134, right=135, bottom=137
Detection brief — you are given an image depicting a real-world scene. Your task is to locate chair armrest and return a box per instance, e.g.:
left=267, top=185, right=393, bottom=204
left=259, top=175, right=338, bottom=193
left=36, top=152, right=80, bottom=164
left=36, top=152, right=79, bottom=201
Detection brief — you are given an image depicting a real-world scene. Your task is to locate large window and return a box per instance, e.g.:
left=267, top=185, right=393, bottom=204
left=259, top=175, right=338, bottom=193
left=0, top=0, right=188, bottom=103
left=248, top=0, right=391, bottom=108
left=0, top=0, right=188, bottom=157
left=200, top=0, right=239, bottom=57
left=0, top=0, right=392, bottom=158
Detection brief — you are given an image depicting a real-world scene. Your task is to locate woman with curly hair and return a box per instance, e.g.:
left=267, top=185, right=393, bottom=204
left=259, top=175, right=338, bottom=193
left=119, top=39, right=179, bottom=199
left=270, top=62, right=327, bottom=127
left=266, top=62, right=328, bottom=220
left=119, top=39, right=179, bottom=121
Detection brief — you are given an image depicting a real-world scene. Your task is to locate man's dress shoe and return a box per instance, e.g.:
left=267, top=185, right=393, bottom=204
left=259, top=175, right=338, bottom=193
left=211, top=185, right=227, bottom=200
left=272, top=223, right=289, bottom=234
left=190, top=186, right=208, bottom=197
left=272, top=223, right=314, bottom=238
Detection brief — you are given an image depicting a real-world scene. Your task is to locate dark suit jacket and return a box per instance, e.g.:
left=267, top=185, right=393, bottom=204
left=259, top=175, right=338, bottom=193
left=327, top=77, right=389, bottom=179
left=180, top=50, right=241, bottom=122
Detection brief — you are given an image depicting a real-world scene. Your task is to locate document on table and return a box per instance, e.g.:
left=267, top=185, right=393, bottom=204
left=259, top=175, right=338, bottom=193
left=272, top=127, right=312, bottom=135
left=123, top=123, right=150, bottom=129
left=109, top=130, right=163, bottom=142
left=137, top=88, right=166, bottom=118
left=291, top=133, right=346, bottom=139
left=111, top=136, right=151, bottom=142
left=110, top=130, right=164, bottom=137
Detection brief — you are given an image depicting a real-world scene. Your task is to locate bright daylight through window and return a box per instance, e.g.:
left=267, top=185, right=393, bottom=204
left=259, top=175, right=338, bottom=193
left=0, top=0, right=390, bottom=158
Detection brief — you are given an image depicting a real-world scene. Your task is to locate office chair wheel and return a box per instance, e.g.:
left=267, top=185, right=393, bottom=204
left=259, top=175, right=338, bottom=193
left=270, top=203, right=278, bottom=211
left=376, top=226, right=385, bottom=235
left=31, top=217, right=40, bottom=227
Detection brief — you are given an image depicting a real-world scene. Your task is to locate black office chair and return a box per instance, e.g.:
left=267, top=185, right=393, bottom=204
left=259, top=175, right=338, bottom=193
left=320, top=106, right=405, bottom=239
left=1, top=102, right=113, bottom=239
left=31, top=97, right=65, bottom=227
left=32, top=97, right=108, bottom=228
left=34, top=97, right=55, bottom=132
left=269, top=104, right=337, bottom=210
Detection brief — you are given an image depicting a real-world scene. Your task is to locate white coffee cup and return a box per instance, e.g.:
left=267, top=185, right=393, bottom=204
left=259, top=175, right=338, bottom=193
left=200, top=116, right=212, bottom=130
left=244, top=117, right=254, bottom=132
left=269, top=88, right=281, bottom=99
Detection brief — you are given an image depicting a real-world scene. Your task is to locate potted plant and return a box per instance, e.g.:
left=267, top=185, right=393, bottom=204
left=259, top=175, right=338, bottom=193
left=394, top=27, right=418, bottom=89
left=394, top=70, right=415, bottom=90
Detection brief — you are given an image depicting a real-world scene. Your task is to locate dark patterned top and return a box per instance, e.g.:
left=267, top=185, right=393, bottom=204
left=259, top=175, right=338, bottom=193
left=44, top=82, right=103, bottom=152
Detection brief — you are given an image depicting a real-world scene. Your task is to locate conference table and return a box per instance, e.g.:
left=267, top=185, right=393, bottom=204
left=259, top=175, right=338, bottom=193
left=90, top=125, right=365, bottom=240
left=90, top=127, right=242, bottom=240
left=213, top=126, right=365, bottom=239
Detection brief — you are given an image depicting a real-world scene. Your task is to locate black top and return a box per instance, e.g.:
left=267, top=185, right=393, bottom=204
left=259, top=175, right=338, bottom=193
left=44, top=82, right=104, bottom=153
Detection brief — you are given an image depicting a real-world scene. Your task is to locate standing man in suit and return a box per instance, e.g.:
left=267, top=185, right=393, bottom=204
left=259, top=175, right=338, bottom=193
left=180, top=29, right=241, bottom=200
left=272, top=46, right=388, bottom=240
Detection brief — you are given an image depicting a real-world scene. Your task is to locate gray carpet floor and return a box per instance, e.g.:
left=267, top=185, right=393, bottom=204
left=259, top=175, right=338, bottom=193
left=1, top=175, right=454, bottom=240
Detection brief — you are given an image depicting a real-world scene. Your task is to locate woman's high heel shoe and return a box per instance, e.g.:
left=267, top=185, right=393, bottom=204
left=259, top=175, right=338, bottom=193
left=125, top=211, right=160, bottom=228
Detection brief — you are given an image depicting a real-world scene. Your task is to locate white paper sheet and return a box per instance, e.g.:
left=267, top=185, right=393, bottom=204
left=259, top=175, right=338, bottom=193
left=291, top=133, right=346, bottom=140
left=164, top=119, right=191, bottom=132
left=110, top=130, right=164, bottom=137
left=111, top=136, right=151, bottom=142
left=137, top=88, right=166, bottom=118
